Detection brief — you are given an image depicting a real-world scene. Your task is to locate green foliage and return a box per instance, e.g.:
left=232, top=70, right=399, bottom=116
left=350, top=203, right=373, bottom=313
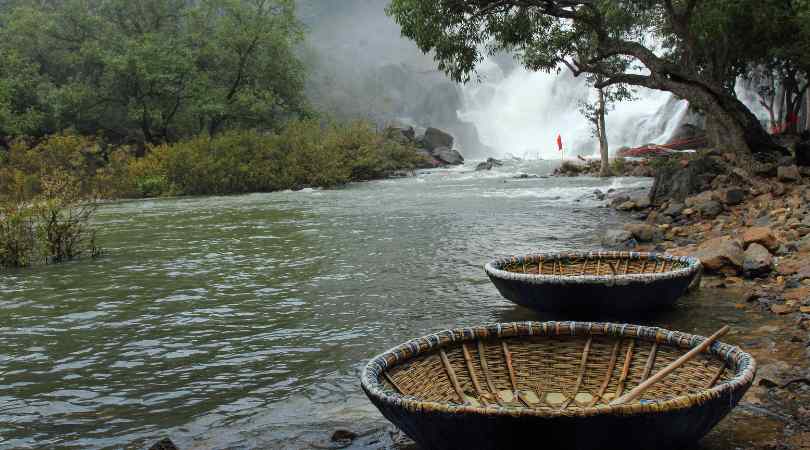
left=0, top=121, right=428, bottom=202
left=610, top=156, right=627, bottom=175
left=0, top=0, right=308, bottom=144
left=0, top=201, right=36, bottom=268
left=0, top=170, right=100, bottom=269
left=151, top=120, right=426, bottom=196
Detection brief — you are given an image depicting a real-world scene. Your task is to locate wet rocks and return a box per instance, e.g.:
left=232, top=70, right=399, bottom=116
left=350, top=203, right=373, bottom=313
left=743, top=243, right=775, bottom=277
left=624, top=223, right=660, bottom=243
left=694, top=237, right=744, bottom=274
left=149, top=438, right=179, bottom=450
left=649, top=154, right=723, bottom=204
left=475, top=157, right=504, bottom=171
left=742, top=227, right=779, bottom=252
left=432, top=146, right=464, bottom=165
left=422, top=127, right=454, bottom=151
left=722, top=188, right=746, bottom=206
left=331, top=429, right=358, bottom=443
left=602, top=230, right=638, bottom=250
left=778, top=165, right=801, bottom=182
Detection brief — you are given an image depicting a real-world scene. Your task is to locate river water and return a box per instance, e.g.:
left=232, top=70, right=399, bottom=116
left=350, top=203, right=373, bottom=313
left=0, top=161, right=784, bottom=449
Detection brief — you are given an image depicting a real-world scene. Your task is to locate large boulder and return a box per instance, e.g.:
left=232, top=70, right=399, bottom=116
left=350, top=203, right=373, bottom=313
left=422, top=127, right=454, bottom=151
left=649, top=154, right=724, bottom=205
left=432, top=146, right=464, bottom=165
left=742, top=227, right=779, bottom=252
left=694, top=237, right=744, bottom=274
left=743, top=243, right=774, bottom=278
left=602, top=230, right=638, bottom=250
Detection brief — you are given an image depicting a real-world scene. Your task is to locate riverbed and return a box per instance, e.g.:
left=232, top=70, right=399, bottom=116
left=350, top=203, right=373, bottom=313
left=0, top=160, right=800, bottom=449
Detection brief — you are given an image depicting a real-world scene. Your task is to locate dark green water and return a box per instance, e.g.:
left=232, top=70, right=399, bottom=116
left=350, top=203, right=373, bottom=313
left=0, top=161, right=769, bottom=449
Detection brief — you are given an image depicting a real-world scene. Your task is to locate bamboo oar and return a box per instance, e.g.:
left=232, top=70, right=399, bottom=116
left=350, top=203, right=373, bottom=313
left=610, top=326, right=730, bottom=406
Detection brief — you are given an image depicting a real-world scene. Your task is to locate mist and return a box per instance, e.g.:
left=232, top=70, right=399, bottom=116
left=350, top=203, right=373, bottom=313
left=297, top=0, right=701, bottom=160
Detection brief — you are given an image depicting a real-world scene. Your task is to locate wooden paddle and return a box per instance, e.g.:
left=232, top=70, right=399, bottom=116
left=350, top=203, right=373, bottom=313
left=610, top=325, right=730, bottom=406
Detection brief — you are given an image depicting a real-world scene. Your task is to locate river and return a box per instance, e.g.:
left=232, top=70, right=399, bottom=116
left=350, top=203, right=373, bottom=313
left=0, top=160, right=791, bottom=449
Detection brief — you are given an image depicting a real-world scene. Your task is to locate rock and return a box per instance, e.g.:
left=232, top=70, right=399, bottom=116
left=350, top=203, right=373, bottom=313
left=742, top=227, right=779, bottom=252
left=475, top=157, right=504, bottom=171
left=422, top=127, right=454, bottom=151
left=796, top=139, right=810, bottom=167
left=771, top=303, right=794, bottom=315
left=684, top=191, right=717, bottom=208
left=756, top=361, right=791, bottom=387
left=697, top=200, right=723, bottom=219
left=432, top=147, right=464, bottom=165
left=593, top=189, right=606, bottom=201
left=331, top=429, right=358, bottom=443
left=753, top=162, right=778, bottom=177
left=149, top=438, right=179, bottom=450
left=616, top=201, right=637, bottom=211
left=602, top=230, right=638, bottom=250
left=634, top=196, right=651, bottom=209
left=649, top=154, right=723, bottom=205
left=722, top=188, right=746, bottom=206
left=624, top=223, right=660, bottom=243
left=663, top=202, right=685, bottom=217
left=743, top=243, right=774, bottom=277
left=555, top=161, right=585, bottom=176
left=777, top=165, right=801, bottom=182
left=694, top=237, right=744, bottom=274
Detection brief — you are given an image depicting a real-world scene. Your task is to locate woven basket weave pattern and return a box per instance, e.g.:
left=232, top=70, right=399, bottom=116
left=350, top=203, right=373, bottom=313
left=362, top=322, right=755, bottom=418
left=485, top=251, right=702, bottom=285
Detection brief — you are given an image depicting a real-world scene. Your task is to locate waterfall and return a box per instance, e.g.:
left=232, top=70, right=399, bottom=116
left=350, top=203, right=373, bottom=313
left=458, top=59, right=691, bottom=159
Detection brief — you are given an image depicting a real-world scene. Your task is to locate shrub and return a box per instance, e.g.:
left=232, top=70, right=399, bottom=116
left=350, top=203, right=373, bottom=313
left=610, top=156, right=626, bottom=174
left=0, top=202, right=36, bottom=268
left=0, top=170, right=101, bottom=270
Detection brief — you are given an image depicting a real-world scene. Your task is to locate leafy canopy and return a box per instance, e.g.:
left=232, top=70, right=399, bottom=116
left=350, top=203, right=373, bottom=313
left=0, top=0, right=308, bottom=143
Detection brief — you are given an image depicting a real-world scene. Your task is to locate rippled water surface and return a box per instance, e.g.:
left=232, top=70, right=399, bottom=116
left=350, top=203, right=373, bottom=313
left=2, top=160, right=753, bottom=449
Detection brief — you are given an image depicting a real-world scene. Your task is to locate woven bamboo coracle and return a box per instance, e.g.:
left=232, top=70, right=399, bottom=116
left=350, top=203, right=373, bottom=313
left=485, top=252, right=702, bottom=316
left=361, top=322, right=755, bottom=450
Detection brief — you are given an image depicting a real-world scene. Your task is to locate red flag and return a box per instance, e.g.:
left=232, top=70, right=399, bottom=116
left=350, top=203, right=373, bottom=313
left=556, top=134, right=563, bottom=151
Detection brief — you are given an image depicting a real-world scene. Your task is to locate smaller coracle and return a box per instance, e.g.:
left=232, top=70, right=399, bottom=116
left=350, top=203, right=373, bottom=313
left=361, top=322, right=755, bottom=450
left=484, top=251, right=702, bottom=317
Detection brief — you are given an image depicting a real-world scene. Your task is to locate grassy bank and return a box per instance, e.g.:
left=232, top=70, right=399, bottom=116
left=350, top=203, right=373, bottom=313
left=0, top=120, right=429, bottom=201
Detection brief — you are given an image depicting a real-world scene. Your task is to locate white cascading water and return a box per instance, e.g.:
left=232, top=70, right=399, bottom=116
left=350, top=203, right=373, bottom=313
left=458, top=59, right=691, bottom=159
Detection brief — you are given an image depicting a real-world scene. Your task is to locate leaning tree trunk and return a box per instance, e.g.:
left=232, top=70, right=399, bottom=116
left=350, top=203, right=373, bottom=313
left=684, top=84, right=787, bottom=159
left=597, top=88, right=612, bottom=177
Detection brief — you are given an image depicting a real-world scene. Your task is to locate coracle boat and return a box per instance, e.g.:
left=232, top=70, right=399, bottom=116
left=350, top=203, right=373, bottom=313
left=484, top=251, right=702, bottom=316
left=361, top=321, right=755, bottom=450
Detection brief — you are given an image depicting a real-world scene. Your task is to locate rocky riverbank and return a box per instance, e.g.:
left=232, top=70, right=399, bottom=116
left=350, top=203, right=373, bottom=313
left=598, top=148, right=810, bottom=449
left=383, top=125, right=465, bottom=169
left=552, top=158, right=656, bottom=178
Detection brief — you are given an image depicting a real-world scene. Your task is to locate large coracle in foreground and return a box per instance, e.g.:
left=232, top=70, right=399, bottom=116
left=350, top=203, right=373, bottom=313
left=362, top=321, right=755, bottom=450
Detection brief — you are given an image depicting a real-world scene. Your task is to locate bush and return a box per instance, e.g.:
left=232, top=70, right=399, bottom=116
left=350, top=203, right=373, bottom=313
left=0, top=202, right=36, bottom=268
left=0, top=172, right=100, bottom=269
left=0, top=121, right=429, bottom=202
left=610, top=156, right=626, bottom=174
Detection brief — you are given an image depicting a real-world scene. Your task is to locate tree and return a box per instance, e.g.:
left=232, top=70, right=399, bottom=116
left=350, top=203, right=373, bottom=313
left=0, top=0, right=308, bottom=144
left=385, top=0, right=789, bottom=159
